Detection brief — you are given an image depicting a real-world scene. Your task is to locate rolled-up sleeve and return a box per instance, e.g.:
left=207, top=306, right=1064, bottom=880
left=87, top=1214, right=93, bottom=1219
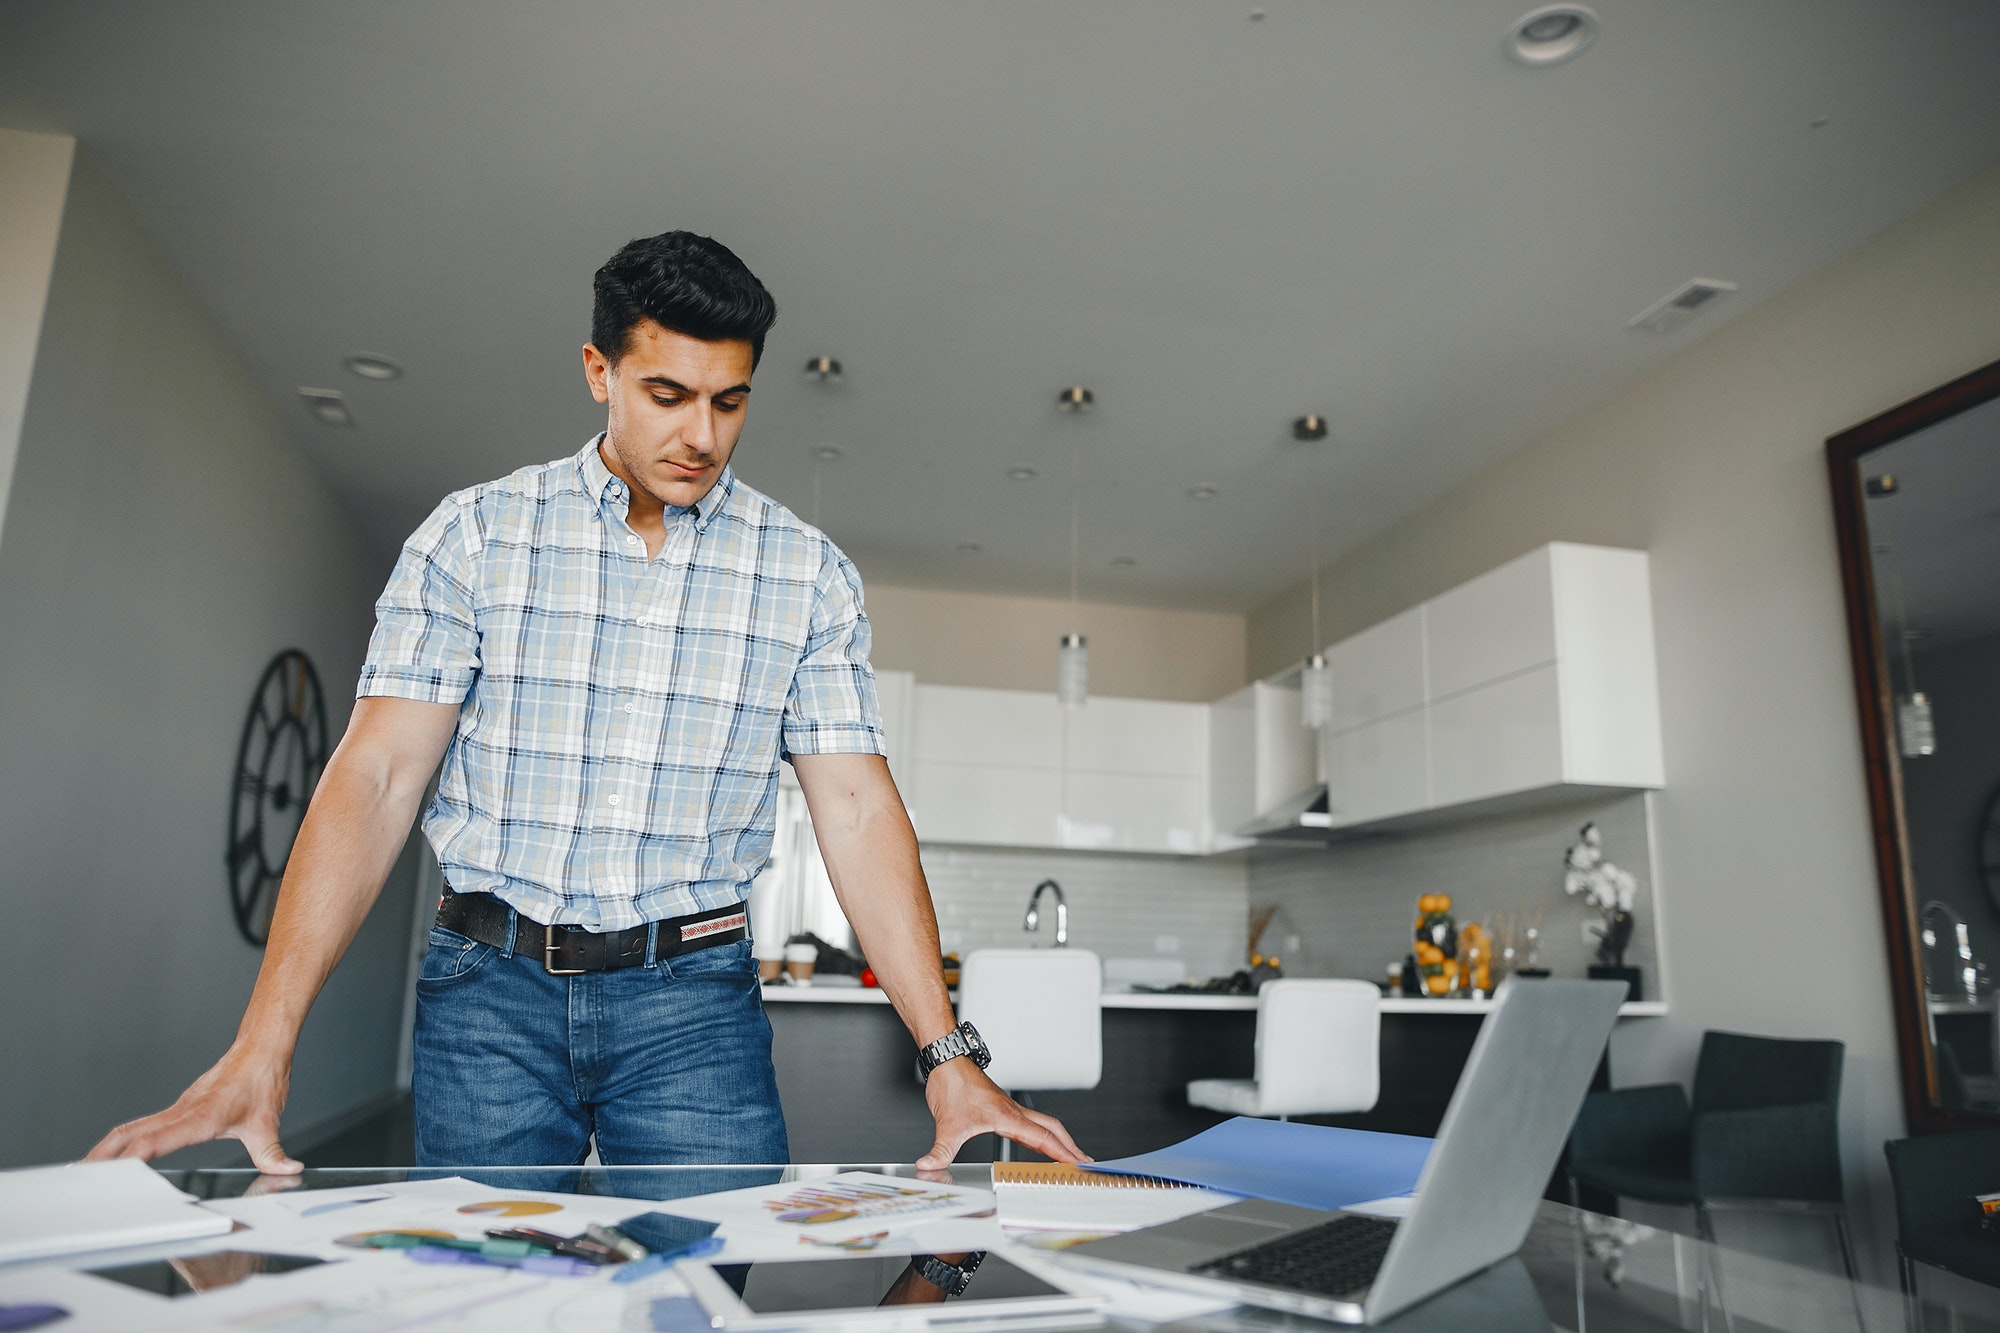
left=782, top=545, right=885, bottom=759
left=356, top=498, right=481, bottom=705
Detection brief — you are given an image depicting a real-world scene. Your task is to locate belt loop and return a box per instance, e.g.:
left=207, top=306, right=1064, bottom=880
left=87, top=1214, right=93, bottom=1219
left=501, top=906, right=518, bottom=959
left=644, top=920, right=661, bottom=969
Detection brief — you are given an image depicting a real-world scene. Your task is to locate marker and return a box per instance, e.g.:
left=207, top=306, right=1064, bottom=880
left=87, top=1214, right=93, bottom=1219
left=611, top=1236, right=725, bottom=1284
left=358, top=1233, right=540, bottom=1258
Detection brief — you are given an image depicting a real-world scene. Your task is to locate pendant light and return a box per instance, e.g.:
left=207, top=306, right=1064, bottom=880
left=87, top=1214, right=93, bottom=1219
left=1300, top=522, right=1334, bottom=729
left=1056, top=387, right=1092, bottom=706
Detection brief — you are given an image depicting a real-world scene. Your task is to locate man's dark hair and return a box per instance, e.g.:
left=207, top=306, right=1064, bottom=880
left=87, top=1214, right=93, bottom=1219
left=591, top=231, right=778, bottom=368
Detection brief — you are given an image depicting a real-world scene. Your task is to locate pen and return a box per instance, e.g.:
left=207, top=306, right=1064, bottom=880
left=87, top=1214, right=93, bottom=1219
left=585, top=1222, right=648, bottom=1263
left=358, top=1233, right=541, bottom=1258
left=407, top=1245, right=599, bottom=1278
left=485, top=1226, right=622, bottom=1264
left=610, top=1236, right=726, bottom=1284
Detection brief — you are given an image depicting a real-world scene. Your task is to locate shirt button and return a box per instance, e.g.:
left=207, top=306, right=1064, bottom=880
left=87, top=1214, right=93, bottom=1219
left=606, top=794, right=621, bottom=807
left=625, top=704, right=637, bottom=715
left=626, top=535, right=639, bottom=546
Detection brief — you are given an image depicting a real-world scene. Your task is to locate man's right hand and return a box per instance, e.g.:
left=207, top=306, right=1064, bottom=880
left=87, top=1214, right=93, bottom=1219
left=82, top=698, right=459, bottom=1172
left=86, top=1044, right=299, bottom=1173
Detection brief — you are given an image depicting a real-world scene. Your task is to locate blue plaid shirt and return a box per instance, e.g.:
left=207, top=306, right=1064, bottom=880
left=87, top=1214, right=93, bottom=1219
left=358, top=436, right=884, bottom=930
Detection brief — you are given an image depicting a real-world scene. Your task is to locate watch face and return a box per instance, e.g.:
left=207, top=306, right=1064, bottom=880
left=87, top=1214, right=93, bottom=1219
left=959, top=1022, right=993, bottom=1068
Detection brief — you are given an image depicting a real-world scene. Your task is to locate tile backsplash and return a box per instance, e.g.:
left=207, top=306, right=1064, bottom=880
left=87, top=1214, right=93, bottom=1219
left=920, top=845, right=1251, bottom=980
left=1248, top=792, right=1660, bottom=993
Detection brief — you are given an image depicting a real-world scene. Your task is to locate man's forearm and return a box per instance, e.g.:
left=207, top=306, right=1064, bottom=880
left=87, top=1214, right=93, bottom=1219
left=793, top=756, right=956, bottom=1047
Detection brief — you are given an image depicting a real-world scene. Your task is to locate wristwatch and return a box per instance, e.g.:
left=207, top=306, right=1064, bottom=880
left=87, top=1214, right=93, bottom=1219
left=915, top=1021, right=992, bottom=1083
left=912, top=1251, right=985, bottom=1296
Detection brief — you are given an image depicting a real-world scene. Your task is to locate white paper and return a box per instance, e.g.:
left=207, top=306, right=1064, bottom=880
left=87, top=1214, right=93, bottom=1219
left=655, top=1171, right=997, bottom=1246
left=0, top=1159, right=233, bottom=1264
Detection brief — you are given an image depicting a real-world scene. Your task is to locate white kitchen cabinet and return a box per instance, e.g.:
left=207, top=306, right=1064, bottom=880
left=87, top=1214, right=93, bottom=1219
left=1426, top=663, right=1564, bottom=809
left=908, top=760, right=1060, bottom=847
left=906, top=684, right=1212, bottom=853
left=1327, top=606, right=1426, bottom=733
left=1322, top=707, right=1431, bottom=825
left=1310, top=542, right=1662, bottom=829
left=1424, top=549, right=1558, bottom=701
left=1062, top=771, right=1208, bottom=854
left=913, top=684, right=1060, bottom=768
left=1062, top=696, right=1206, bottom=777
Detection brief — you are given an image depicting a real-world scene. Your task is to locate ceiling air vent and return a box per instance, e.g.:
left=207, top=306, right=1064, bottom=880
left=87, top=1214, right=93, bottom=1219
left=1628, top=278, right=1738, bottom=334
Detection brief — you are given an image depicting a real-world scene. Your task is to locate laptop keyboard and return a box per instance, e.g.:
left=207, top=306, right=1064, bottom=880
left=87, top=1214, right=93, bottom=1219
left=1192, top=1215, right=1399, bottom=1299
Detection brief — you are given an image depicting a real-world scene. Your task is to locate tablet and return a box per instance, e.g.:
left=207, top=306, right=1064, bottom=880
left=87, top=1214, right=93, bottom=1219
left=677, top=1249, right=1104, bottom=1331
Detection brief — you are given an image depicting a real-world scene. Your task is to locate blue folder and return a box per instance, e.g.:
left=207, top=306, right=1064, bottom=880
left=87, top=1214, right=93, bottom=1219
left=1084, top=1117, right=1432, bottom=1212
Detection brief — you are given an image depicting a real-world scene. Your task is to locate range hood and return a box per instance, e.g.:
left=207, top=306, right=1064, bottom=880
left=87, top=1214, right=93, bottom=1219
left=1233, top=784, right=1337, bottom=842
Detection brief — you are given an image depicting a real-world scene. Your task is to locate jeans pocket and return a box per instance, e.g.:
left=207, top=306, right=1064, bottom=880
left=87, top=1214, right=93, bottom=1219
left=418, top=926, right=497, bottom=988
left=661, top=939, right=756, bottom=984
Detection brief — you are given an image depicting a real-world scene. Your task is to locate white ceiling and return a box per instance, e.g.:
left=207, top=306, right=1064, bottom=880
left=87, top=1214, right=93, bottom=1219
left=3, top=1, right=1998, bottom=612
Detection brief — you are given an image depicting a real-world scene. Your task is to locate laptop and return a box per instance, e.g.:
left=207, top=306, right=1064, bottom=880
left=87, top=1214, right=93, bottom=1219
left=1052, top=978, right=1624, bottom=1324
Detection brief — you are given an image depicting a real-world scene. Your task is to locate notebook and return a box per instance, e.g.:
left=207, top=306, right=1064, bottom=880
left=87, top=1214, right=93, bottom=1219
left=0, top=1159, right=234, bottom=1264
left=991, top=1161, right=1237, bottom=1233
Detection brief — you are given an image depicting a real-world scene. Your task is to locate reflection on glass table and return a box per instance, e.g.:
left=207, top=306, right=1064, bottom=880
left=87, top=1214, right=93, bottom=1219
left=51, top=1166, right=1947, bottom=1331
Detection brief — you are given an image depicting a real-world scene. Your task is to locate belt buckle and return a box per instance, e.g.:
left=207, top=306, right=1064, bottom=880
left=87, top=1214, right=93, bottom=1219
left=543, top=933, right=587, bottom=976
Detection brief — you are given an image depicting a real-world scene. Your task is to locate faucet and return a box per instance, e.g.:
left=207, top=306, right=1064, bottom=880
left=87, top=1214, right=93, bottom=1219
left=1024, top=879, right=1068, bottom=948
left=1921, top=900, right=1979, bottom=1002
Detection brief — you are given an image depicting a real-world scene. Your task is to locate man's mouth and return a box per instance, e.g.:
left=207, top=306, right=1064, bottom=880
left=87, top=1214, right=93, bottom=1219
left=663, top=459, right=711, bottom=479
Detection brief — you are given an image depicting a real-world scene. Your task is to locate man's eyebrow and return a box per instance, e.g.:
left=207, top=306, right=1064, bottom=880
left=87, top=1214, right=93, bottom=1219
left=639, top=375, right=753, bottom=397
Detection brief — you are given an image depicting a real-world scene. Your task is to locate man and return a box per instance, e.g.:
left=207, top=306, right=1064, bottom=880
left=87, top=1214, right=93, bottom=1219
left=90, top=231, right=1086, bottom=1171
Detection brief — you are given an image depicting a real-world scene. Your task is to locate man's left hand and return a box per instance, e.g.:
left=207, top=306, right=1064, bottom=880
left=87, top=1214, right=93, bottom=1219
left=918, top=1059, right=1090, bottom=1169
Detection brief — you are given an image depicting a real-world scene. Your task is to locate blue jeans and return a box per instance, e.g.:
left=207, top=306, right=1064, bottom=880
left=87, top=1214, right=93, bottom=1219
left=411, top=920, right=789, bottom=1167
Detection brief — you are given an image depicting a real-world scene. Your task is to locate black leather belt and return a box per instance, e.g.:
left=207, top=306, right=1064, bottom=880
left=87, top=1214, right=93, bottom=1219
left=436, top=889, right=750, bottom=976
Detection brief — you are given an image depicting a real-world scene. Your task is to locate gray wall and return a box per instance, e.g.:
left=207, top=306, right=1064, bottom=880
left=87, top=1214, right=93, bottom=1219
left=1902, top=630, right=2000, bottom=963
left=1250, top=794, right=1659, bottom=993
left=0, top=151, right=413, bottom=1168
left=1246, top=160, right=2000, bottom=1285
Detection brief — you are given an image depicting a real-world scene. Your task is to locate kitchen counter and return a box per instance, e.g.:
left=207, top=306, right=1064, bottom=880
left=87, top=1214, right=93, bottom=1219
left=762, top=983, right=1667, bottom=1018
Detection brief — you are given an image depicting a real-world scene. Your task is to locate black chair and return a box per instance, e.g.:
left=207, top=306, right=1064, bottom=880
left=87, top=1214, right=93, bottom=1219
left=1567, top=1031, right=1858, bottom=1278
left=1883, top=1128, right=2000, bottom=1321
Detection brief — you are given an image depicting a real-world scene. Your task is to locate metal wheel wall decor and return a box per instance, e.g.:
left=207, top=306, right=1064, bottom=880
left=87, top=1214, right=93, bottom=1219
left=228, top=649, right=329, bottom=945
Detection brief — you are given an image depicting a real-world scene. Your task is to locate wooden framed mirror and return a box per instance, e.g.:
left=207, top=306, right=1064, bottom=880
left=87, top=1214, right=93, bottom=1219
left=1827, top=354, right=2000, bottom=1134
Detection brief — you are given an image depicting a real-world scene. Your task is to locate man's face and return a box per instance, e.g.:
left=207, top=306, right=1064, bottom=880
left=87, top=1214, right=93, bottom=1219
left=583, top=320, right=755, bottom=513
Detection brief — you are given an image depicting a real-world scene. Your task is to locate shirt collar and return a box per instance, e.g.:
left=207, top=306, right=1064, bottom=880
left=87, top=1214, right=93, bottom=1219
left=576, top=435, right=734, bottom=533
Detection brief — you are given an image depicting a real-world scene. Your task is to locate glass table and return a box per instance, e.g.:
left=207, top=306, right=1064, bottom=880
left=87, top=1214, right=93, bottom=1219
left=7, top=1165, right=1978, bottom=1331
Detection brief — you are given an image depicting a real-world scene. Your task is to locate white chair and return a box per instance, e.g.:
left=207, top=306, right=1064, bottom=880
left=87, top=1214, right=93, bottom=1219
left=955, top=949, right=1103, bottom=1157
left=1187, top=978, right=1380, bottom=1119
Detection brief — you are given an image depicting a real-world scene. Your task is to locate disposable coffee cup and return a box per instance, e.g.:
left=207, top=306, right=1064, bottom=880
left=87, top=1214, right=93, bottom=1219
left=783, top=943, right=817, bottom=984
left=756, top=956, right=782, bottom=982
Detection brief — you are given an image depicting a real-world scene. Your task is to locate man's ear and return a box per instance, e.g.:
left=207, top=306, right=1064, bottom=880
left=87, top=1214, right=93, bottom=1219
left=581, top=343, right=612, bottom=405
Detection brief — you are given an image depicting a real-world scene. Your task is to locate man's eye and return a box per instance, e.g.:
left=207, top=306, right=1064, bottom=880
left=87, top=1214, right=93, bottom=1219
left=652, top=396, right=683, bottom=408
left=717, top=399, right=745, bottom=413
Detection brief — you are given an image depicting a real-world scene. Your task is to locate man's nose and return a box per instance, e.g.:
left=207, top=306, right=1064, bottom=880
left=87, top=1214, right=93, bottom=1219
left=684, top=401, right=718, bottom=454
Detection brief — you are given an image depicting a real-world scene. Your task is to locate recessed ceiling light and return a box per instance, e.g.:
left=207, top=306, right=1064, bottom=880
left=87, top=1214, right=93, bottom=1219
left=804, top=355, right=843, bottom=382
left=1056, top=386, right=1095, bottom=413
left=1505, top=5, right=1598, bottom=66
left=814, top=445, right=845, bottom=462
left=1110, top=555, right=1137, bottom=567
left=1008, top=466, right=1039, bottom=481
left=342, top=352, right=402, bottom=381
left=957, top=542, right=982, bottom=553
left=1188, top=485, right=1220, bottom=501
left=297, top=387, right=355, bottom=427
left=1292, top=414, right=1329, bottom=442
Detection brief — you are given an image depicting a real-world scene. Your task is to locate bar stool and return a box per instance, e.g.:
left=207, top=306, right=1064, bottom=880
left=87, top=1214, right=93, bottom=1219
left=1187, top=978, right=1381, bottom=1119
left=955, top=949, right=1103, bottom=1159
